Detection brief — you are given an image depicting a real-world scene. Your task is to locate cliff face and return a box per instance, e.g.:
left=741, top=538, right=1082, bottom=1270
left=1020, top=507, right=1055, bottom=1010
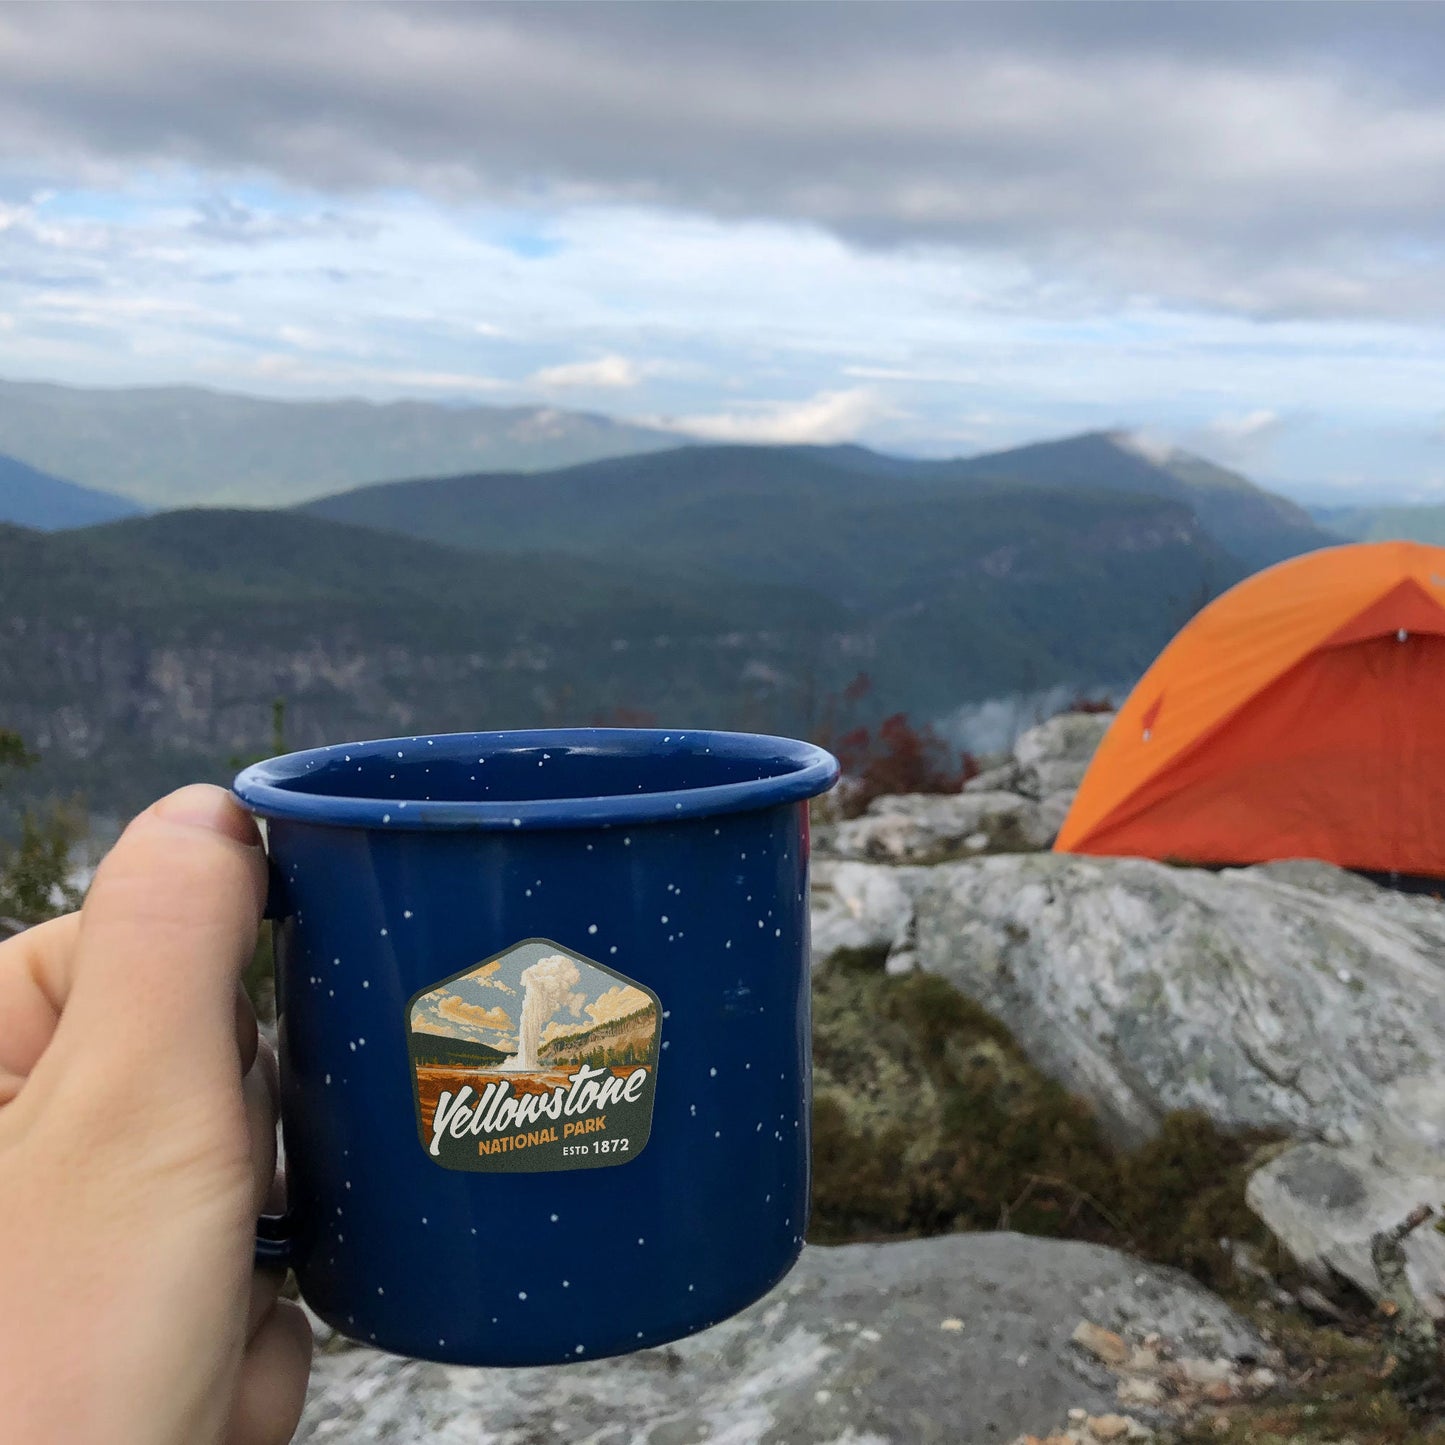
left=541, top=1006, right=656, bottom=1067
left=1, top=615, right=824, bottom=814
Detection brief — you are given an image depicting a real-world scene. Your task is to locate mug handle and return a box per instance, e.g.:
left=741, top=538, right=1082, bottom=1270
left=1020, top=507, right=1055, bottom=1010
left=254, top=861, right=295, bottom=1271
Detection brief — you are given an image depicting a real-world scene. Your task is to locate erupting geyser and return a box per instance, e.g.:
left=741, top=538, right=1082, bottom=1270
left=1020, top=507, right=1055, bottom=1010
left=503, top=953, right=582, bottom=1070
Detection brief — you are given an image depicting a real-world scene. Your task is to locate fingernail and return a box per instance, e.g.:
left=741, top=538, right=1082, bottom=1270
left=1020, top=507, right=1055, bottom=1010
left=153, top=785, right=261, bottom=847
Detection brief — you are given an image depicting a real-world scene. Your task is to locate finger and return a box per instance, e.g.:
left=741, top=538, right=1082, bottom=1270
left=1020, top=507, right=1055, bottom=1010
left=0, top=913, right=80, bottom=1102
left=244, top=1040, right=279, bottom=1215
left=41, top=786, right=265, bottom=1102
left=226, top=1299, right=313, bottom=1445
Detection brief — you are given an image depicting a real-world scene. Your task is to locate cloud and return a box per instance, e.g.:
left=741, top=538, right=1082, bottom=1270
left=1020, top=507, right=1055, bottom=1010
left=530, top=354, right=640, bottom=389
left=659, top=387, right=887, bottom=444
left=1206, top=409, right=1285, bottom=445
left=538, top=983, right=652, bottom=1043
left=412, top=992, right=513, bottom=1039
left=463, top=958, right=516, bottom=995
left=7, top=6, right=1445, bottom=319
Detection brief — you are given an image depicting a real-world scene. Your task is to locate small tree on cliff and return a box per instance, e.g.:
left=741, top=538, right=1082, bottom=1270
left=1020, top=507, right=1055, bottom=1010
left=0, top=731, right=83, bottom=930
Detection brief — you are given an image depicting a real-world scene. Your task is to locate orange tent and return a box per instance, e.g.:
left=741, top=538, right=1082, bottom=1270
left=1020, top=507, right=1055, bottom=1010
left=1055, top=540, right=1445, bottom=878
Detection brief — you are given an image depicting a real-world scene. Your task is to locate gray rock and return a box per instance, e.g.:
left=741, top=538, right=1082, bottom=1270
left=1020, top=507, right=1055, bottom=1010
left=809, top=860, right=921, bottom=971
left=1246, top=1143, right=1445, bottom=1314
left=823, top=792, right=1055, bottom=865
left=821, top=711, right=1116, bottom=864
left=295, top=1233, right=1261, bottom=1445
left=906, top=851, right=1445, bottom=1152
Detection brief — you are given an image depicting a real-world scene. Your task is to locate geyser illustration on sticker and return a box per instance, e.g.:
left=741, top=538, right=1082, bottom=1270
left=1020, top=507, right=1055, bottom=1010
left=405, top=938, right=661, bottom=1172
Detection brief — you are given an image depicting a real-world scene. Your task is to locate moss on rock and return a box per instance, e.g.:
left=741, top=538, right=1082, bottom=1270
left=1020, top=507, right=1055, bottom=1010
left=810, top=961, right=1281, bottom=1291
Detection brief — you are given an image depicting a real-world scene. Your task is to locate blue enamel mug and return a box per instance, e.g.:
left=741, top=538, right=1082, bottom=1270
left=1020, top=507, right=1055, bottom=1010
left=232, top=727, right=838, bottom=1365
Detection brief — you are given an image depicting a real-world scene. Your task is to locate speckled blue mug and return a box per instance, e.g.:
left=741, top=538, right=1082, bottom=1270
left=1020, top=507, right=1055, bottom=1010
left=232, top=728, right=838, bottom=1366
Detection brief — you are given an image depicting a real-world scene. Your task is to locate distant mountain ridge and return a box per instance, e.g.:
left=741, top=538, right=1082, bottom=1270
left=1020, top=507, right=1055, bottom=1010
left=0, top=452, right=142, bottom=530
left=302, top=429, right=1331, bottom=580
left=0, top=377, right=680, bottom=508
left=1312, top=502, right=1445, bottom=546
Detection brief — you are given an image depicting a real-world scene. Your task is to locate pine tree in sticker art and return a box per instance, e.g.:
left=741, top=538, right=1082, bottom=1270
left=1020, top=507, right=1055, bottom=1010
left=407, top=939, right=661, bottom=1172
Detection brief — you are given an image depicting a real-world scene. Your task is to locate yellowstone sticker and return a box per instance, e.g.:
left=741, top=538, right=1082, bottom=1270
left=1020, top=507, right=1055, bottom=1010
left=405, top=938, right=661, bottom=1173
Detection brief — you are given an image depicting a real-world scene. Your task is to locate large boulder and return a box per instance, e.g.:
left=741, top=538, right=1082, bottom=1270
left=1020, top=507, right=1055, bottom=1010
left=905, top=852, right=1445, bottom=1151
left=296, top=1233, right=1262, bottom=1445
left=970, top=710, right=1116, bottom=804
left=837, top=849, right=1445, bottom=1309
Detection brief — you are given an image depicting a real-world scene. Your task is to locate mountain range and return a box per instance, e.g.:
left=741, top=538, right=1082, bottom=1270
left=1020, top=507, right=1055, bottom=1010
left=0, top=394, right=1349, bottom=818
left=0, top=377, right=677, bottom=508
left=0, top=452, right=142, bottom=530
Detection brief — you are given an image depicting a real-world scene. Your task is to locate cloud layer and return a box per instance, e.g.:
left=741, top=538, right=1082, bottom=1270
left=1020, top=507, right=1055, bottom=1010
left=6, top=5, right=1445, bottom=494
left=6, top=4, right=1445, bottom=320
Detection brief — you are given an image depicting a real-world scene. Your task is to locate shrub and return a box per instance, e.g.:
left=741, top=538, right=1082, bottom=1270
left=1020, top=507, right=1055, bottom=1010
left=831, top=712, right=980, bottom=817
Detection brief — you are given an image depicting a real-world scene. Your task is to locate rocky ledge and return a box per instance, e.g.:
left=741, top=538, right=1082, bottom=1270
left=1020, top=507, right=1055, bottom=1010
left=297, top=1233, right=1264, bottom=1444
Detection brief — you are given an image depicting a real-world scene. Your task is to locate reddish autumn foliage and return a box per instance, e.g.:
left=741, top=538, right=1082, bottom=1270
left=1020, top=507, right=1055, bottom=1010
left=833, top=711, right=979, bottom=816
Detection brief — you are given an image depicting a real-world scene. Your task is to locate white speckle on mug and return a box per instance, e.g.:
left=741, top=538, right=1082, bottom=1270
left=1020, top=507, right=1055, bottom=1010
left=382, top=814, right=390, bottom=823
left=525, top=889, right=532, bottom=897
left=690, top=1105, right=696, bottom=1115
left=325, top=1074, right=331, bottom=1085
left=709, top=1067, right=717, bottom=1077
left=725, top=940, right=732, bottom=949
left=349, top=1042, right=356, bottom=1051
left=396, top=751, right=403, bottom=758
left=575, top=1345, right=585, bottom=1355
left=660, top=915, right=668, bottom=924
left=518, top=1291, right=527, bottom=1301
left=471, top=1227, right=477, bottom=1235
left=661, top=1040, right=670, bottom=1049
left=662, top=1010, right=671, bottom=1019
left=775, top=928, right=782, bottom=937
left=623, top=836, right=631, bottom=846
left=513, top=818, right=522, bottom=827
left=562, top=1280, right=570, bottom=1288
left=637, top=1237, right=645, bottom=1245
left=714, top=1131, right=721, bottom=1139
left=380, top=928, right=388, bottom=936
left=587, top=923, right=597, bottom=934
left=610, top=946, right=617, bottom=954
left=333, top=957, right=340, bottom=966
left=688, top=1284, right=695, bottom=1292
left=550, top=1213, right=558, bottom=1222
left=329, top=989, right=335, bottom=997
left=403, top=909, right=412, bottom=919
left=377, top=1286, right=384, bottom=1295
left=398, top=801, right=407, bottom=810
left=362, top=981, right=369, bottom=989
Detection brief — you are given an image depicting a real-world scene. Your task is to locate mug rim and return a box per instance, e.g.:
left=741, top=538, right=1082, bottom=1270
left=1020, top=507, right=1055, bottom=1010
left=232, top=727, right=840, bottom=831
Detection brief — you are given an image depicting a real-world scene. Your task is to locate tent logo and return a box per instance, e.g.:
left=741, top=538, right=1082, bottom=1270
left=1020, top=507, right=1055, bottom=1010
left=1139, top=694, right=1164, bottom=742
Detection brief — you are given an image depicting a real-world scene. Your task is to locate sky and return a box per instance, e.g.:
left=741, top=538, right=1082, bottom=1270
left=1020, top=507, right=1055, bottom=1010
left=6, top=4, right=1445, bottom=500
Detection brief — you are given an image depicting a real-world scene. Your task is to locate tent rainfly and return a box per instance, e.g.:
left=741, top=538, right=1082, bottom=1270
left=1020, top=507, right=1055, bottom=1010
left=1055, top=540, right=1445, bottom=879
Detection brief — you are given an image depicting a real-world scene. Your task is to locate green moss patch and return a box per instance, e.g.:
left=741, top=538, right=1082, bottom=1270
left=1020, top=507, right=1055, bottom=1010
left=810, top=961, right=1282, bottom=1291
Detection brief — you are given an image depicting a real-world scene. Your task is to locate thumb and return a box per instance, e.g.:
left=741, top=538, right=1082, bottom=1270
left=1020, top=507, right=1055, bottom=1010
left=41, top=785, right=267, bottom=1108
